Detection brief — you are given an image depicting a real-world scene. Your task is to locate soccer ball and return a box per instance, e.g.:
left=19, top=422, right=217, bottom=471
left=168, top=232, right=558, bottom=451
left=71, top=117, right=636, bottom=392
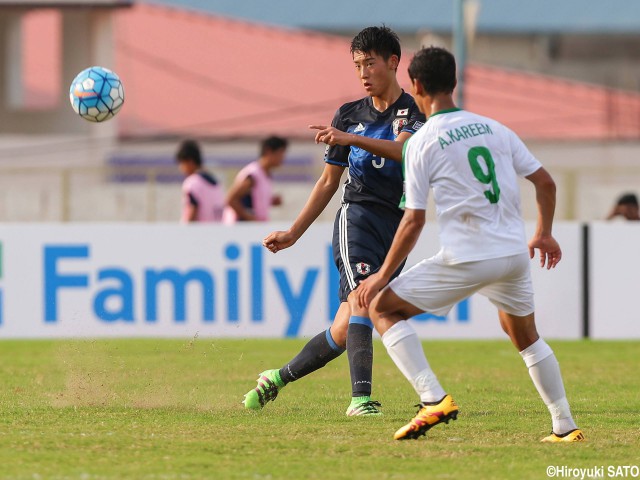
left=69, top=66, right=124, bottom=122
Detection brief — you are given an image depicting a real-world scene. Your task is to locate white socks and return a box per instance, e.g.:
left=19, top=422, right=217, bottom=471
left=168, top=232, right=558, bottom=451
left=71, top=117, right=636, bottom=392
left=382, top=324, right=578, bottom=434
left=381, top=321, right=446, bottom=403
left=520, top=338, right=578, bottom=434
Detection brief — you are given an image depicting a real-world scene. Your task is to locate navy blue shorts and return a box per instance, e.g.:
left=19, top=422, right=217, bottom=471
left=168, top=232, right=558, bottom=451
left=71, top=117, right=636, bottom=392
left=332, top=202, right=405, bottom=303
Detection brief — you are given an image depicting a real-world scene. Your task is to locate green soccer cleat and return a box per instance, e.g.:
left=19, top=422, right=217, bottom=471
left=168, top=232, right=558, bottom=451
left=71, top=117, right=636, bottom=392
left=243, top=369, right=284, bottom=410
left=345, top=396, right=383, bottom=416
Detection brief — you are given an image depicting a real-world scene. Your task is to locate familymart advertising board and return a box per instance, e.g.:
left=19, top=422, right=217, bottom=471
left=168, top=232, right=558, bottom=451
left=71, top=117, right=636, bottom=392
left=0, top=223, right=584, bottom=339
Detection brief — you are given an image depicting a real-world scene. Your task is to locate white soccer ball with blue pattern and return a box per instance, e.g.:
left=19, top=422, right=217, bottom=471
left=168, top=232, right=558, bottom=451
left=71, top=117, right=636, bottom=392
left=69, top=66, right=124, bottom=122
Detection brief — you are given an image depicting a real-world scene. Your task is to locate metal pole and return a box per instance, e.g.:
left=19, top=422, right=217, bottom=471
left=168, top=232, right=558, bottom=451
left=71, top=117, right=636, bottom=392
left=453, top=0, right=466, bottom=108
left=60, top=168, right=71, bottom=222
left=147, top=168, right=157, bottom=222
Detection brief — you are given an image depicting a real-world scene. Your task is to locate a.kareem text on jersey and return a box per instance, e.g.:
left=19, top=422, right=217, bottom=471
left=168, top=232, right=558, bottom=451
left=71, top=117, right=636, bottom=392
left=324, top=92, right=426, bottom=212
left=438, top=122, right=494, bottom=150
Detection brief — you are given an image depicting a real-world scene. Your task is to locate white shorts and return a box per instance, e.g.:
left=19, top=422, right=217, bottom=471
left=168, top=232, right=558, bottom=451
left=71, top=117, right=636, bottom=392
left=389, top=252, right=535, bottom=317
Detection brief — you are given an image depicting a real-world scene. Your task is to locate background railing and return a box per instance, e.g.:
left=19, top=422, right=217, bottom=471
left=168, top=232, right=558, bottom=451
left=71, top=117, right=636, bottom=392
left=2, top=162, right=640, bottom=222
left=0, top=163, right=331, bottom=223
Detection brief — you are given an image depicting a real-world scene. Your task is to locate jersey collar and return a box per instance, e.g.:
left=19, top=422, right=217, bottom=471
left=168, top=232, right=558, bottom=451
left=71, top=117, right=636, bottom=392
left=367, top=90, right=406, bottom=115
left=428, top=107, right=462, bottom=119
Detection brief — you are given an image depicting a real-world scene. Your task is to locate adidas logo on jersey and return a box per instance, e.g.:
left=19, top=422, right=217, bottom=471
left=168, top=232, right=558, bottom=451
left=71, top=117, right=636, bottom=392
left=354, top=123, right=365, bottom=133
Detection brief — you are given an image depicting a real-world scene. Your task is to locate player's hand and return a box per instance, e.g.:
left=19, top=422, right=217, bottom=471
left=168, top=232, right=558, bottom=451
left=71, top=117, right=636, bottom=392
left=528, top=235, right=562, bottom=269
left=309, top=125, right=351, bottom=146
left=263, top=230, right=297, bottom=253
left=356, top=272, right=388, bottom=309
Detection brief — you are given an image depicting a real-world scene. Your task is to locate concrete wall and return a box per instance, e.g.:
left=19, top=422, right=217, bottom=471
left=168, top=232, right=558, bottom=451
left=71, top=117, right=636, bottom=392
left=0, top=8, right=117, bottom=138
left=0, top=137, right=344, bottom=223
left=2, top=136, right=640, bottom=223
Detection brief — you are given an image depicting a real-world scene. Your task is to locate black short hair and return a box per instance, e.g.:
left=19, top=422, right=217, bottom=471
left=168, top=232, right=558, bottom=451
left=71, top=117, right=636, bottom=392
left=260, top=135, right=288, bottom=155
left=617, top=193, right=639, bottom=207
left=350, top=26, right=401, bottom=62
left=408, top=47, right=457, bottom=96
left=176, top=139, right=202, bottom=167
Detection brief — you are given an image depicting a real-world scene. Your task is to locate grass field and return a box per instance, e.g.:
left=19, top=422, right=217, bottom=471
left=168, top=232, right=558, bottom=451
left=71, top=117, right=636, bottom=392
left=0, top=338, right=638, bottom=479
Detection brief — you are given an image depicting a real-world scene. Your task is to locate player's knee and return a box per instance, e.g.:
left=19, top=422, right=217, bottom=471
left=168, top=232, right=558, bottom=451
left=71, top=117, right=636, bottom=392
left=500, top=311, right=539, bottom=350
left=368, top=289, right=402, bottom=334
left=368, top=298, right=381, bottom=329
left=368, top=290, right=387, bottom=320
left=347, top=291, right=368, bottom=317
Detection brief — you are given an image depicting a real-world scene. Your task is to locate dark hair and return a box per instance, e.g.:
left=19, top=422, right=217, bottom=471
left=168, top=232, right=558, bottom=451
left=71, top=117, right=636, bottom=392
left=176, top=139, right=202, bottom=167
left=350, top=26, right=401, bottom=62
left=617, top=193, right=639, bottom=207
left=260, top=135, right=288, bottom=155
left=408, top=47, right=457, bottom=96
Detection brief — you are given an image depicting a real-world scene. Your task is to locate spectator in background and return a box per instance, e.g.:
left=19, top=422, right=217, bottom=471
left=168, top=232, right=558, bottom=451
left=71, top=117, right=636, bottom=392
left=176, top=139, right=225, bottom=223
left=606, top=193, right=640, bottom=221
left=223, top=136, right=288, bottom=222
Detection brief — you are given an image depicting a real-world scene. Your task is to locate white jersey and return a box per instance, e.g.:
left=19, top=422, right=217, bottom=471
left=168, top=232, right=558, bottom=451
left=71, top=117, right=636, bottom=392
left=403, top=108, right=542, bottom=264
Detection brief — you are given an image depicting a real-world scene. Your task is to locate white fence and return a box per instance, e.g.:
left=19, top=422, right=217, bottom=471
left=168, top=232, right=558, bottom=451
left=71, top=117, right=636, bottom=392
left=2, top=161, right=640, bottom=223
left=0, top=163, right=324, bottom=223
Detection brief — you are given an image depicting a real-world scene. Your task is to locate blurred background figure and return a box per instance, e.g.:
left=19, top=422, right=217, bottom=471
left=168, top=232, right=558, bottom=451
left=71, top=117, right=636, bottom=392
left=176, top=139, right=225, bottom=223
left=223, top=136, right=288, bottom=222
left=606, top=193, right=640, bottom=221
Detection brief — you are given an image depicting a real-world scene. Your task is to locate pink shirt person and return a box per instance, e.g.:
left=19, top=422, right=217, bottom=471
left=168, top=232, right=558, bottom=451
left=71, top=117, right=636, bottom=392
left=224, top=136, right=287, bottom=222
left=182, top=171, right=225, bottom=222
left=223, top=161, right=273, bottom=222
left=175, top=139, right=225, bottom=223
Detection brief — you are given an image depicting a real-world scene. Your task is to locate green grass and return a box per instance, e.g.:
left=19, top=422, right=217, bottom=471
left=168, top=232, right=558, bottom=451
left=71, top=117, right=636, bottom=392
left=0, top=338, right=638, bottom=479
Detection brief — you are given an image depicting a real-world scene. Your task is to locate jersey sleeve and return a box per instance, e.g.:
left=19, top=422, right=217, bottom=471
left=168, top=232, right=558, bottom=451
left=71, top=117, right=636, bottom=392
left=507, top=126, right=542, bottom=177
left=324, top=108, right=350, bottom=167
left=403, top=135, right=430, bottom=210
left=400, top=104, right=426, bottom=135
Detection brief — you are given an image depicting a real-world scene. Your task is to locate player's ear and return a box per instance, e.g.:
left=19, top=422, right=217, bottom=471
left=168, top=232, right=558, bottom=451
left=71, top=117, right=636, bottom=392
left=411, top=78, right=425, bottom=96
left=388, top=54, right=399, bottom=71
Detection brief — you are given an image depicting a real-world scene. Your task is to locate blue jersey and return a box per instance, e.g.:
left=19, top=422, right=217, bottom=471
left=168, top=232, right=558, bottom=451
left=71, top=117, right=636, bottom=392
left=324, top=92, right=425, bottom=214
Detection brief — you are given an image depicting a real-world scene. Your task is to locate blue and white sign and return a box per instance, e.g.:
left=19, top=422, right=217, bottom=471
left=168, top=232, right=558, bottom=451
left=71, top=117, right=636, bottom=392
left=0, top=223, right=582, bottom=339
left=590, top=222, right=640, bottom=339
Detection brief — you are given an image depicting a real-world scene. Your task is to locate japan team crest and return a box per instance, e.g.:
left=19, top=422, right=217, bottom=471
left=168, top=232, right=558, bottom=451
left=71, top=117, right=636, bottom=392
left=392, top=117, right=408, bottom=136
left=355, top=262, right=371, bottom=275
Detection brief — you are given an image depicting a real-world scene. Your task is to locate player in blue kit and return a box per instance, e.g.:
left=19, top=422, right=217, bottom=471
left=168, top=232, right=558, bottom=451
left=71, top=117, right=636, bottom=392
left=242, top=26, right=425, bottom=415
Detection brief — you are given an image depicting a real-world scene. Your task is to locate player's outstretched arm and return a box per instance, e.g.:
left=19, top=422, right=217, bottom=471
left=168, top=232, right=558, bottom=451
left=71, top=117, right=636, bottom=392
left=309, top=125, right=411, bottom=162
left=526, top=167, right=562, bottom=269
left=263, top=163, right=344, bottom=254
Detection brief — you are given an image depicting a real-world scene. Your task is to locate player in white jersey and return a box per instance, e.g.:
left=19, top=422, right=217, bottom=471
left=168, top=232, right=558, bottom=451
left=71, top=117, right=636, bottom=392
left=356, top=47, right=584, bottom=443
